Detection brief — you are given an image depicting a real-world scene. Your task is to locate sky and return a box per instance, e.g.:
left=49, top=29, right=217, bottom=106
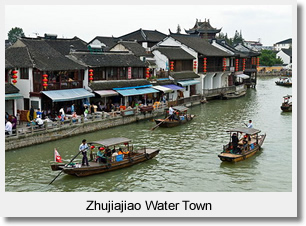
left=3, top=2, right=294, bottom=46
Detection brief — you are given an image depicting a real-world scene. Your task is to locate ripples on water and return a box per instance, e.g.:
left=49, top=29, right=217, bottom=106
left=5, top=77, right=292, bottom=192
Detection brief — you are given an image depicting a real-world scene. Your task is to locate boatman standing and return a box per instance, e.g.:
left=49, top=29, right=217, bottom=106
left=79, top=139, right=89, bottom=166
left=247, top=120, right=253, bottom=128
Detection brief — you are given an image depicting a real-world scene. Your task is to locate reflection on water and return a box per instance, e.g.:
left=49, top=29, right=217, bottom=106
left=5, top=77, right=292, bottom=192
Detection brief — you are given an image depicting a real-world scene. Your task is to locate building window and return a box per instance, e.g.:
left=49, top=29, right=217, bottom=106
left=20, top=68, right=29, bottom=79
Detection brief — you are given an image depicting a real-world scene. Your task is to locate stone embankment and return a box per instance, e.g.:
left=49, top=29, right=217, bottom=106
left=5, top=111, right=163, bottom=151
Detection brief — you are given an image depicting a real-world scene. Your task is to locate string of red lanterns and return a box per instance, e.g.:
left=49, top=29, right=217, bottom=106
left=257, top=57, right=260, bottom=68
left=203, top=58, right=207, bottom=73
left=42, top=74, right=48, bottom=89
left=235, top=59, right=239, bottom=72
left=146, top=68, right=150, bottom=79
left=223, top=58, right=226, bottom=72
left=193, top=60, right=197, bottom=70
left=89, top=69, right=94, bottom=82
left=11, top=70, right=18, bottom=85
left=242, top=58, right=246, bottom=71
left=170, top=61, right=174, bottom=71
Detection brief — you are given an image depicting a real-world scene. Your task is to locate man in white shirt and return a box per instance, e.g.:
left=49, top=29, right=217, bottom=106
left=247, top=120, right=253, bottom=128
left=35, top=117, right=44, bottom=127
left=169, top=105, right=175, bottom=121
left=79, top=139, right=89, bottom=166
left=5, top=119, right=12, bottom=135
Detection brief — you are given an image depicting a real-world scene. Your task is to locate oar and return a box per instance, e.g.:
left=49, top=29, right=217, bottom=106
left=49, top=151, right=81, bottom=185
left=151, top=115, right=171, bottom=131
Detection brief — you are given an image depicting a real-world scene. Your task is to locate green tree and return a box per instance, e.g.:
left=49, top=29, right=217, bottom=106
left=259, top=50, right=283, bottom=66
left=8, top=27, right=25, bottom=44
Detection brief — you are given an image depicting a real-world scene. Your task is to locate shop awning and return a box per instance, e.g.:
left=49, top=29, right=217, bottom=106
left=152, top=85, right=173, bottom=93
left=41, top=88, right=94, bottom=102
left=177, top=80, right=200, bottom=86
left=162, top=84, right=185, bottom=91
left=235, top=74, right=250, bottom=79
left=116, top=88, right=159, bottom=97
left=5, top=93, right=23, bottom=100
left=94, top=90, right=119, bottom=97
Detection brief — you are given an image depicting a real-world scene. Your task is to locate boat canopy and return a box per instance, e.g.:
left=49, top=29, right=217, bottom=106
left=226, top=127, right=261, bottom=135
left=88, top=137, right=131, bottom=147
left=172, top=106, right=189, bottom=112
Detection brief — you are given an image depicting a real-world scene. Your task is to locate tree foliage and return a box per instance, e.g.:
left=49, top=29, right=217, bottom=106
left=216, top=30, right=244, bottom=46
left=8, top=27, right=25, bottom=44
left=259, top=50, right=283, bottom=66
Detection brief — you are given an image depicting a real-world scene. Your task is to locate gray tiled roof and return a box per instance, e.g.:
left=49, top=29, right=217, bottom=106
left=88, top=36, right=118, bottom=50
left=5, top=83, right=20, bottom=94
left=275, top=38, right=292, bottom=45
left=170, top=34, right=231, bottom=57
left=280, top=48, right=292, bottom=57
left=115, top=41, right=152, bottom=57
left=44, top=36, right=88, bottom=55
left=89, top=79, right=150, bottom=90
left=118, top=29, right=167, bottom=42
left=6, top=37, right=86, bottom=70
left=154, top=46, right=195, bottom=60
left=5, top=47, right=33, bottom=68
left=170, top=71, right=200, bottom=80
left=71, top=52, right=148, bottom=67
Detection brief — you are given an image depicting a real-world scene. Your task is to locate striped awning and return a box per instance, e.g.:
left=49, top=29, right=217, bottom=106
left=41, top=88, right=94, bottom=102
left=177, top=80, right=200, bottom=86
left=116, top=88, right=159, bottom=97
left=152, top=85, right=173, bottom=93
left=94, top=90, right=119, bottom=97
left=5, top=93, right=23, bottom=100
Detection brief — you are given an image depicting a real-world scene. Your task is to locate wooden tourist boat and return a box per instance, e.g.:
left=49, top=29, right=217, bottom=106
left=275, top=77, right=292, bottom=87
left=281, top=95, right=292, bottom=112
left=154, top=106, right=195, bottom=128
left=218, top=127, right=266, bottom=163
left=50, top=137, right=159, bottom=177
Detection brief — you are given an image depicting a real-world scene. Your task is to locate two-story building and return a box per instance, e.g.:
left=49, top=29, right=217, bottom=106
left=5, top=35, right=93, bottom=118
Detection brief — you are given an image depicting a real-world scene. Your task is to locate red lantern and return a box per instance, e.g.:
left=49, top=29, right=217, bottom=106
left=146, top=68, right=150, bottom=78
left=242, top=58, right=246, bottom=71
left=11, top=70, right=18, bottom=85
left=42, top=74, right=48, bottom=89
left=170, top=61, right=174, bottom=71
left=235, top=59, right=239, bottom=72
left=193, top=60, right=197, bottom=70
left=203, top=58, right=207, bottom=73
left=89, top=69, right=94, bottom=83
left=223, top=58, right=226, bottom=72
left=257, top=58, right=260, bottom=67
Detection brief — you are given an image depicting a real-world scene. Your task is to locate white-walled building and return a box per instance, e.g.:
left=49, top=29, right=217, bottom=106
left=276, top=48, right=292, bottom=65
left=274, top=38, right=292, bottom=51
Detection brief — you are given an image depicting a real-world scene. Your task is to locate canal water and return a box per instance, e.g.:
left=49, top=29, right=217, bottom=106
left=5, top=77, right=293, bottom=192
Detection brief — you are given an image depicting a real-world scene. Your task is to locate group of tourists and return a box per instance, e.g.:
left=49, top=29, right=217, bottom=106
left=231, top=120, right=253, bottom=154
left=78, top=139, right=128, bottom=167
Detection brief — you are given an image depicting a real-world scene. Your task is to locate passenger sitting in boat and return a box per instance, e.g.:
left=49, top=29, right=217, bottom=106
left=112, top=151, right=118, bottom=162
left=105, top=148, right=112, bottom=157
left=118, top=148, right=123, bottom=155
left=96, top=147, right=107, bottom=163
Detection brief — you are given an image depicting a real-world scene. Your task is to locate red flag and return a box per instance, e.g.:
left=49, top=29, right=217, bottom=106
left=54, top=149, right=62, bottom=163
